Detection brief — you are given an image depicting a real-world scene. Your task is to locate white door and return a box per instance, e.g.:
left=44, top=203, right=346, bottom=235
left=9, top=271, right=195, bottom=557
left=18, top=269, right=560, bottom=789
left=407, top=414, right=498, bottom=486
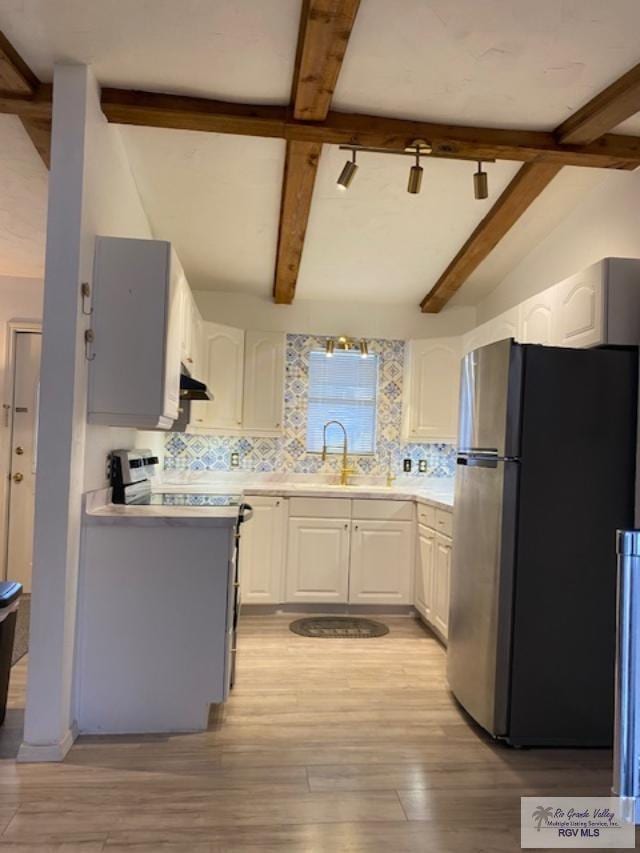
left=403, top=337, right=461, bottom=443
left=286, top=517, right=350, bottom=603
left=7, top=332, right=42, bottom=592
left=555, top=264, right=605, bottom=348
left=243, top=330, right=285, bottom=433
left=348, top=520, right=414, bottom=604
left=414, top=524, right=435, bottom=619
left=239, top=496, right=285, bottom=603
left=191, top=322, right=244, bottom=431
left=433, top=532, right=452, bottom=639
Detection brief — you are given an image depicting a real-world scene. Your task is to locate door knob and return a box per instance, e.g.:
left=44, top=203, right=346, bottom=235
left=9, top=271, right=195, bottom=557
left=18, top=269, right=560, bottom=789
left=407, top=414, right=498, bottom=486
left=12, top=473, right=23, bottom=483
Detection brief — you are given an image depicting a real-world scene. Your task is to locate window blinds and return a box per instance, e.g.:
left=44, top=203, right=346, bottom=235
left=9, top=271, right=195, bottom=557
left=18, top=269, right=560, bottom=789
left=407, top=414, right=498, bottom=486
left=306, top=350, right=379, bottom=454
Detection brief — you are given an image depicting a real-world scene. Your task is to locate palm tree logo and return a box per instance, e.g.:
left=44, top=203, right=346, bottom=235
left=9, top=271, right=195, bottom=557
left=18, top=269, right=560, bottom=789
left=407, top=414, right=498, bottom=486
left=532, top=805, right=554, bottom=832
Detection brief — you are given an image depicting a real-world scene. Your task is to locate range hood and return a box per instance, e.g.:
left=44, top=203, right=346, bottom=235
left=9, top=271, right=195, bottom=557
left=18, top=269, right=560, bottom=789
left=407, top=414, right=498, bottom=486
left=179, top=373, right=213, bottom=402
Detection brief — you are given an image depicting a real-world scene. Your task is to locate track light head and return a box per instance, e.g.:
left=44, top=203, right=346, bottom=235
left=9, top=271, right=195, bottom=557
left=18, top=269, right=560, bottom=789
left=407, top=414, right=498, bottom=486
left=474, top=162, right=489, bottom=200
left=337, top=151, right=358, bottom=190
left=407, top=146, right=423, bottom=194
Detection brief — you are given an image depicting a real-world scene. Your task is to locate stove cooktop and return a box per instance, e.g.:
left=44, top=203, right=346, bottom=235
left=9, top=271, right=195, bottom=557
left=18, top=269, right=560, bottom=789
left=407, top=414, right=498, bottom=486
left=132, top=492, right=242, bottom=507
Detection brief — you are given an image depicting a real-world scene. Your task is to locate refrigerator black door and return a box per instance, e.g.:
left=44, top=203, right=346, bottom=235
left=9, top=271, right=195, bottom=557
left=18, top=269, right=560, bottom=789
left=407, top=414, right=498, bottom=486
left=448, top=456, right=519, bottom=737
left=458, top=338, right=523, bottom=459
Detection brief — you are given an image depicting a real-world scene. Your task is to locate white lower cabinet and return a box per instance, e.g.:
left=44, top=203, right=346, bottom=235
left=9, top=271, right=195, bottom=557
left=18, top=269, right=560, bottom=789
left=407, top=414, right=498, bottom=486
left=348, top=520, right=414, bottom=604
left=239, top=496, right=286, bottom=604
left=414, top=523, right=435, bottom=620
left=286, top=517, right=351, bottom=603
left=432, top=531, right=452, bottom=639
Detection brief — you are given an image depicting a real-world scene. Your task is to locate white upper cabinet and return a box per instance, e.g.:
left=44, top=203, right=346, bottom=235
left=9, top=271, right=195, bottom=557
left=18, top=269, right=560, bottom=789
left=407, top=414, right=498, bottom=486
left=555, top=264, right=605, bottom=349
left=89, top=237, right=181, bottom=429
left=518, top=287, right=556, bottom=345
left=179, top=280, right=204, bottom=375
left=190, top=325, right=285, bottom=436
left=483, top=306, right=519, bottom=346
left=402, top=337, right=461, bottom=444
left=242, top=330, right=286, bottom=434
left=191, top=323, right=245, bottom=431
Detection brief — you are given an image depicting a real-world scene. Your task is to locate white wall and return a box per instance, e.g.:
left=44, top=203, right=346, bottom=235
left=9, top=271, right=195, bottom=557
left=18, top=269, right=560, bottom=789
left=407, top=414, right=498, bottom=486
left=22, top=65, right=153, bottom=761
left=194, top=290, right=476, bottom=339
left=477, top=170, right=640, bottom=324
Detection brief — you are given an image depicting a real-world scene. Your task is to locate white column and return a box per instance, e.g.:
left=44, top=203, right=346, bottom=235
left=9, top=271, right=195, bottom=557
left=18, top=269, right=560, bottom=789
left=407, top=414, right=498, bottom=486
left=19, top=65, right=93, bottom=761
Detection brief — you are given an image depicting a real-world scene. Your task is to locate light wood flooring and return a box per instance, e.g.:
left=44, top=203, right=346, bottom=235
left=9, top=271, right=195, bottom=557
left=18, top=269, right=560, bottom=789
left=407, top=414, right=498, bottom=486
left=0, top=614, right=619, bottom=851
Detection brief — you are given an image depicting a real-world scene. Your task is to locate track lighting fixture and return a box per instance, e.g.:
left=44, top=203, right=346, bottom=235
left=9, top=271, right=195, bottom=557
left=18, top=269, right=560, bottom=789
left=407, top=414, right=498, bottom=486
left=325, top=338, right=335, bottom=357
left=337, top=150, right=358, bottom=190
left=407, top=145, right=423, bottom=194
left=474, top=161, right=489, bottom=200
left=334, top=144, right=495, bottom=198
left=359, top=339, right=369, bottom=358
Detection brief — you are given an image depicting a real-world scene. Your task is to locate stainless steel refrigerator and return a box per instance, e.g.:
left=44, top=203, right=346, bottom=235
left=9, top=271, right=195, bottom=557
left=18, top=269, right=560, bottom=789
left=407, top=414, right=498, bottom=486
left=447, top=339, right=638, bottom=746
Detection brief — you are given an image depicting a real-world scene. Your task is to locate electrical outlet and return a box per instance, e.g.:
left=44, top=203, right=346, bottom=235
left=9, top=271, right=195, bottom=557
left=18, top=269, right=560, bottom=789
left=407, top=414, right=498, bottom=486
left=418, top=459, right=427, bottom=473
left=403, top=458, right=412, bottom=472
left=230, top=452, right=240, bottom=468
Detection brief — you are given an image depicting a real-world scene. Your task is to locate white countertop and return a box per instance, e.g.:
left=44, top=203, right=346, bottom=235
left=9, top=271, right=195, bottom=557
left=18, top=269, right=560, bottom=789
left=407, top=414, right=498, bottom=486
left=158, top=474, right=454, bottom=510
left=84, top=476, right=455, bottom=523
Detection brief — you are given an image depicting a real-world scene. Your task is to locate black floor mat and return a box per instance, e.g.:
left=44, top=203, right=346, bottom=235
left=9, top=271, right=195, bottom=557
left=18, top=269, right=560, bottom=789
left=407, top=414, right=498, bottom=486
left=289, top=616, right=389, bottom=638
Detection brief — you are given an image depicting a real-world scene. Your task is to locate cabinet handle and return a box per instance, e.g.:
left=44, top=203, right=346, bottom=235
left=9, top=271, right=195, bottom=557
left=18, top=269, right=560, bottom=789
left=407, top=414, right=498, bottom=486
left=344, top=523, right=348, bottom=530
left=276, top=500, right=280, bottom=506
left=354, top=524, right=359, bottom=530
left=187, top=357, right=193, bottom=364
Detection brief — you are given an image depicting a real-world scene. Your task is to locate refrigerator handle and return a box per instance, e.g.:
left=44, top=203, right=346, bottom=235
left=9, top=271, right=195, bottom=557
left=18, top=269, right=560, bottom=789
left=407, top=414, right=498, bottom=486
left=613, top=529, right=640, bottom=823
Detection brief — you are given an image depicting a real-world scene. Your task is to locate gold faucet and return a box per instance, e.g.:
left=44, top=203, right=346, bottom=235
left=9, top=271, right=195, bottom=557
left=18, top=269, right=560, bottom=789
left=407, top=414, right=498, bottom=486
left=322, top=420, right=354, bottom=486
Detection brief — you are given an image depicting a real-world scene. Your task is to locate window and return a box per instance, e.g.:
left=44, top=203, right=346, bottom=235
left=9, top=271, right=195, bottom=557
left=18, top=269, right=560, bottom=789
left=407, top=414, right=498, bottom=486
left=306, top=350, right=379, bottom=454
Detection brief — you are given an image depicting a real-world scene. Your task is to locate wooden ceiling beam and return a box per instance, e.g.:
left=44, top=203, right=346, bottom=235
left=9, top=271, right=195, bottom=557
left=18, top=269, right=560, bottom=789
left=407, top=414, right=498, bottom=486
left=421, top=58, right=640, bottom=313
left=98, top=87, right=640, bottom=170
left=273, top=0, right=360, bottom=304
left=0, top=32, right=50, bottom=167
left=556, top=61, right=640, bottom=145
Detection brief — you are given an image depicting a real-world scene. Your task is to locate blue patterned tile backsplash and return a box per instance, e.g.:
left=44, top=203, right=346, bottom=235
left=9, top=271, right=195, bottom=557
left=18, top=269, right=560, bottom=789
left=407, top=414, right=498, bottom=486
left=164, top=334, right=457, bottom=478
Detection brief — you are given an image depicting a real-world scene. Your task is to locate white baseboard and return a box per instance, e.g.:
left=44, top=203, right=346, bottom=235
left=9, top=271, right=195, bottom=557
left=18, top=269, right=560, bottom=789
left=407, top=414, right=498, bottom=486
left=17, top=724, right=77, bottom=763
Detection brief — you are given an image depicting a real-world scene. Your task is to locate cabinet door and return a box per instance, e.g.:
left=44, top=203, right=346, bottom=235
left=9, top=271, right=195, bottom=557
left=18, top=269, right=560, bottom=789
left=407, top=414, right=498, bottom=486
left=286, top=517, right=350, bottom=603
left=163, top=251, right=183, bottom=420
left=191, top=322, right=244, bottom=431
left=433, top=533, right=451, bottom=639
left=483, top=307, right=519, bottom=346
left=518, top=287, right=556, bottom=344
left=554, top=264, right=605, bottom=348
left=403, top=337, right=461, bottom=443
left=239, top=497, right=285, bottom=604
left=414, top=524, right=435, bottom=619
left=348, top=520, right=414, bottom=605
left=179, top=279, right=194, bottom=367
left=243, top=330, right=285, bottom=434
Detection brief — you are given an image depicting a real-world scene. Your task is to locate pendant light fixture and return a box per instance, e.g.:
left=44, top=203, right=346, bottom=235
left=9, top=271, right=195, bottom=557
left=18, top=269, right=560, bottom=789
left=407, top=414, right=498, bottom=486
left=325, top=338, right=335, bottom=357
left=407, top=145, right=423, bottom=194
left=473, top=161, right=489, bottom=199
left=359, top=339, right=369, bottom=358
left=337, top=150, right=358, bottom=190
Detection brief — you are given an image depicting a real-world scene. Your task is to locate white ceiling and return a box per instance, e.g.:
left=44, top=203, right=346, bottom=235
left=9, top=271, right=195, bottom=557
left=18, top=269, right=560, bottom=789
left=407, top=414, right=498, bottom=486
left=120, top=126, right=285, bottom=294
left=0, top=0, right=639, bottom=304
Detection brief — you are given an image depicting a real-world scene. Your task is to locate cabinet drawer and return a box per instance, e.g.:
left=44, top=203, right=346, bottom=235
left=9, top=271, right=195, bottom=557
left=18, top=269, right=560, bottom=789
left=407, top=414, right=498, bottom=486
left=288, top=497, right=351, bottom=518
left=435, top=509, right=453, bottom=538
left=352, top=499, right=413, bottom=522
left=417, top=504, right=437, bottom=528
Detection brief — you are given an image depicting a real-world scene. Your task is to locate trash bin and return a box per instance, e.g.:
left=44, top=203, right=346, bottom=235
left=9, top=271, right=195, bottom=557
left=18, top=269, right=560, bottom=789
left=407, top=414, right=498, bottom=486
left=0, top=581, right=22, bottom=726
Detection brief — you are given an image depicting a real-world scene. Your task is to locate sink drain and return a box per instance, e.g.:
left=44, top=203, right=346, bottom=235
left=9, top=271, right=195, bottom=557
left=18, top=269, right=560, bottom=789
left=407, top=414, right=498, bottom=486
left=289, top=616, right=389, bottom=639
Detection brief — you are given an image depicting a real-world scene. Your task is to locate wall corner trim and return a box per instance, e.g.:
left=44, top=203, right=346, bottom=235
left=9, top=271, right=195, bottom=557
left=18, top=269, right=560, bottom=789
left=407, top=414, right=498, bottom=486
left=17, top=723, right=76, bottom=763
